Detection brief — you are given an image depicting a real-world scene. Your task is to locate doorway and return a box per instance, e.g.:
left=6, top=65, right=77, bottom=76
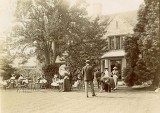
left=110, top=59, right=122, bottom=79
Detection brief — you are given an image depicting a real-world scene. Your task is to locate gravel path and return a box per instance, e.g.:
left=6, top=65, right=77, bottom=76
left=0, top=87, right=160, bottom=113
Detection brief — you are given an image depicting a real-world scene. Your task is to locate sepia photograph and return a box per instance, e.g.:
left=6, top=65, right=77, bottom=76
left=0, top=0, right=160, bottom=113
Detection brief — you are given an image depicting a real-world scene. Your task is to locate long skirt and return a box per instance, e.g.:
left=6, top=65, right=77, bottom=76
left=113, top=75, right=118, bottom=88
left=63, top=78, right=71, bottom=91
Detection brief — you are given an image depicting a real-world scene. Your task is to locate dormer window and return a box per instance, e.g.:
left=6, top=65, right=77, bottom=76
left=116, top=36, right=120, bottom=49
left=109, top=37, right=114, bottom=50
left=108, top=35, right=122, bottom=50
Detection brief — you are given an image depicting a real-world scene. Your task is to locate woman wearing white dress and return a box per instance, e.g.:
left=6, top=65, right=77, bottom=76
left=51, top=74, right=60, bottom=88
left=58, top=64, right=71, bottom=91
left=112, top=67, right=119, bottom=89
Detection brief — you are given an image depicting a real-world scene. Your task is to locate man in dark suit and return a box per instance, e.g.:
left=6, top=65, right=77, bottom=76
left=82, top=60, right=96, bottom=98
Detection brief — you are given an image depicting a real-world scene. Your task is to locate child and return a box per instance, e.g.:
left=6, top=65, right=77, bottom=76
left=51, top=74, right=60, bottom=89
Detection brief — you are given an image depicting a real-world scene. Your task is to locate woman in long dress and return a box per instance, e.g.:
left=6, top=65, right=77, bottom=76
left=112, top=67, right=119, bottom=89
left=59, top=64, right=71, bottom=91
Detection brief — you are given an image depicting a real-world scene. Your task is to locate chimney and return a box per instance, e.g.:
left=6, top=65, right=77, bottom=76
left=92, top=2, right=102, bottom=17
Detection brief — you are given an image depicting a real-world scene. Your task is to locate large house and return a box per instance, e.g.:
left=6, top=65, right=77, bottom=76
left=101, top=11, right=137, bottom=79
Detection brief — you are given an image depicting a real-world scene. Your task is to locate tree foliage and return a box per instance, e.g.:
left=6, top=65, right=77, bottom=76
left=65, top=17, right=109, bottom=70
left=14, top=0, right=75, bottom=65
left=123, top=35, right=139, bottom=86
left=0, top=38, right=17, bottom=80
left=13, top=0, right=109, bottom=68
left=0, top=55, right=16, bottom=80
left=124, top=0, right=160, bottom=87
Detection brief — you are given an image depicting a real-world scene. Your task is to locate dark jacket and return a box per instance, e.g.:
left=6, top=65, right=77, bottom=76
left=101, top=76, right=115, bottom=88
left=82, top=64, right=94, bottom=81
left=95, top=71, right=101, bottom=80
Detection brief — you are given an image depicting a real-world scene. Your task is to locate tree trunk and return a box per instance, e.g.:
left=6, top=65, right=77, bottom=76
left=52, top=41, right=57, bottom=64
left=44, top=48, right=50, bottom=66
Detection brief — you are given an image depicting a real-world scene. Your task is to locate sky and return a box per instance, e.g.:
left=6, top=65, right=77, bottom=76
left=0, top=0, right=15, bottom=35
left=87, top=0, right=144, bottom=15
left=0, top=0, right=144, bottom=34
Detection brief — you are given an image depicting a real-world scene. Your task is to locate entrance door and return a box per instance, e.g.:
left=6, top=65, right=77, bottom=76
left=110, top=59, right=122, bottom=79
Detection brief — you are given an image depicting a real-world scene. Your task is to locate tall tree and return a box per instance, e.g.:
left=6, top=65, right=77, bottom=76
left=0, top=38, right=16, bottom=80
left=124, top=0, right=160, bottom=87
left=13, top=0, right=109, bottom=67
left=13, top=0, right=110, bottom=87
left=123, top=4, right=146, bottom=86
left=123, top=35, right=140, bottom=86
left=140, top=0, right=160, bottom=87
left=13, top=0, right=84, bottom=66
left=65, top=17, right=109, bottom=70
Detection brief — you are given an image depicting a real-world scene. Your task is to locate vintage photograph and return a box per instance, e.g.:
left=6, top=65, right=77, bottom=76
left=0, top=0, right=160, bottom=113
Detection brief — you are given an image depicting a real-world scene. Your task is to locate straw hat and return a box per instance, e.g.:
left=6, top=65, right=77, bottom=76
left=113, top=66, right=117, bottom=70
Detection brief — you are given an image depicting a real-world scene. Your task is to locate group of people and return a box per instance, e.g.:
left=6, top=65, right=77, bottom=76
left=51, top=63, right=90, bottom=92
left=50, top=59, right=119, bottom=97
left=51, top=64, right=72, bottom=92
left=2, top=73, right=48, bottom=89
left=82, top=60, right=119, bottom=98
left=5, top=74, right=29, bottom=89
left=3, top=60, right=119, bottom=97
left=99, top=66, right=119, bottom=93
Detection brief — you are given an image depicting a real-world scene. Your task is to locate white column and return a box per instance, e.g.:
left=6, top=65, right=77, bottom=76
left=105, top=59, right=108, bottom=69
left=101, top=60, right=104, bottom=73
left=108, top=60, right=111, bottom=73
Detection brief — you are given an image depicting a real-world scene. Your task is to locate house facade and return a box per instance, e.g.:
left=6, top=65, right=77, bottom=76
left=101, top=11, right=137, bottom=79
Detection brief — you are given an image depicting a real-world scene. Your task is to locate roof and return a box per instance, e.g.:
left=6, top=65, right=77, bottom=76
left=101, top=50, right=126, bottom=58
left=102, top=10, right=137, bottom=37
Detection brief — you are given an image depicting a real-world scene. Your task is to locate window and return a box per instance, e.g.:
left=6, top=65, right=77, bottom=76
left=110, top=37, right=114, bottom=50
left=116, top=36, right=120, bottom=49
left=121, top=36, right=126, bottom=49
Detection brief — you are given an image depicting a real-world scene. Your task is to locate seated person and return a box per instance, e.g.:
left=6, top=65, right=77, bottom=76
left=16, top=75, right=29, bottom=88
left=51, top=74, right=60, bottom=88
left=18, top=75, right=24, bottom=81
left=40, top=78, right=47, bottom=83
left=6, top=74, right=16, bottom=88
left=17, top=75, right=25, bottom=84
left=22, top=77, right=29, bottom=84
left=39, top=77, right=47, bottom=88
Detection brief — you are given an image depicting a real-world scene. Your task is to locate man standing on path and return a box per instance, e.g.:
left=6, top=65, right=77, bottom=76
left=82, top=60, right=96, bottom=98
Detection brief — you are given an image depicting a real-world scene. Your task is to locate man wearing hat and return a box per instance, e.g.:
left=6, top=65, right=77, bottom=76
left=82, top=60, right=96, bottom=97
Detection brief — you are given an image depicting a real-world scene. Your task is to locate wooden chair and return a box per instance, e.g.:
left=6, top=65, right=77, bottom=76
left=16, top=80, right=28, bottom=92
